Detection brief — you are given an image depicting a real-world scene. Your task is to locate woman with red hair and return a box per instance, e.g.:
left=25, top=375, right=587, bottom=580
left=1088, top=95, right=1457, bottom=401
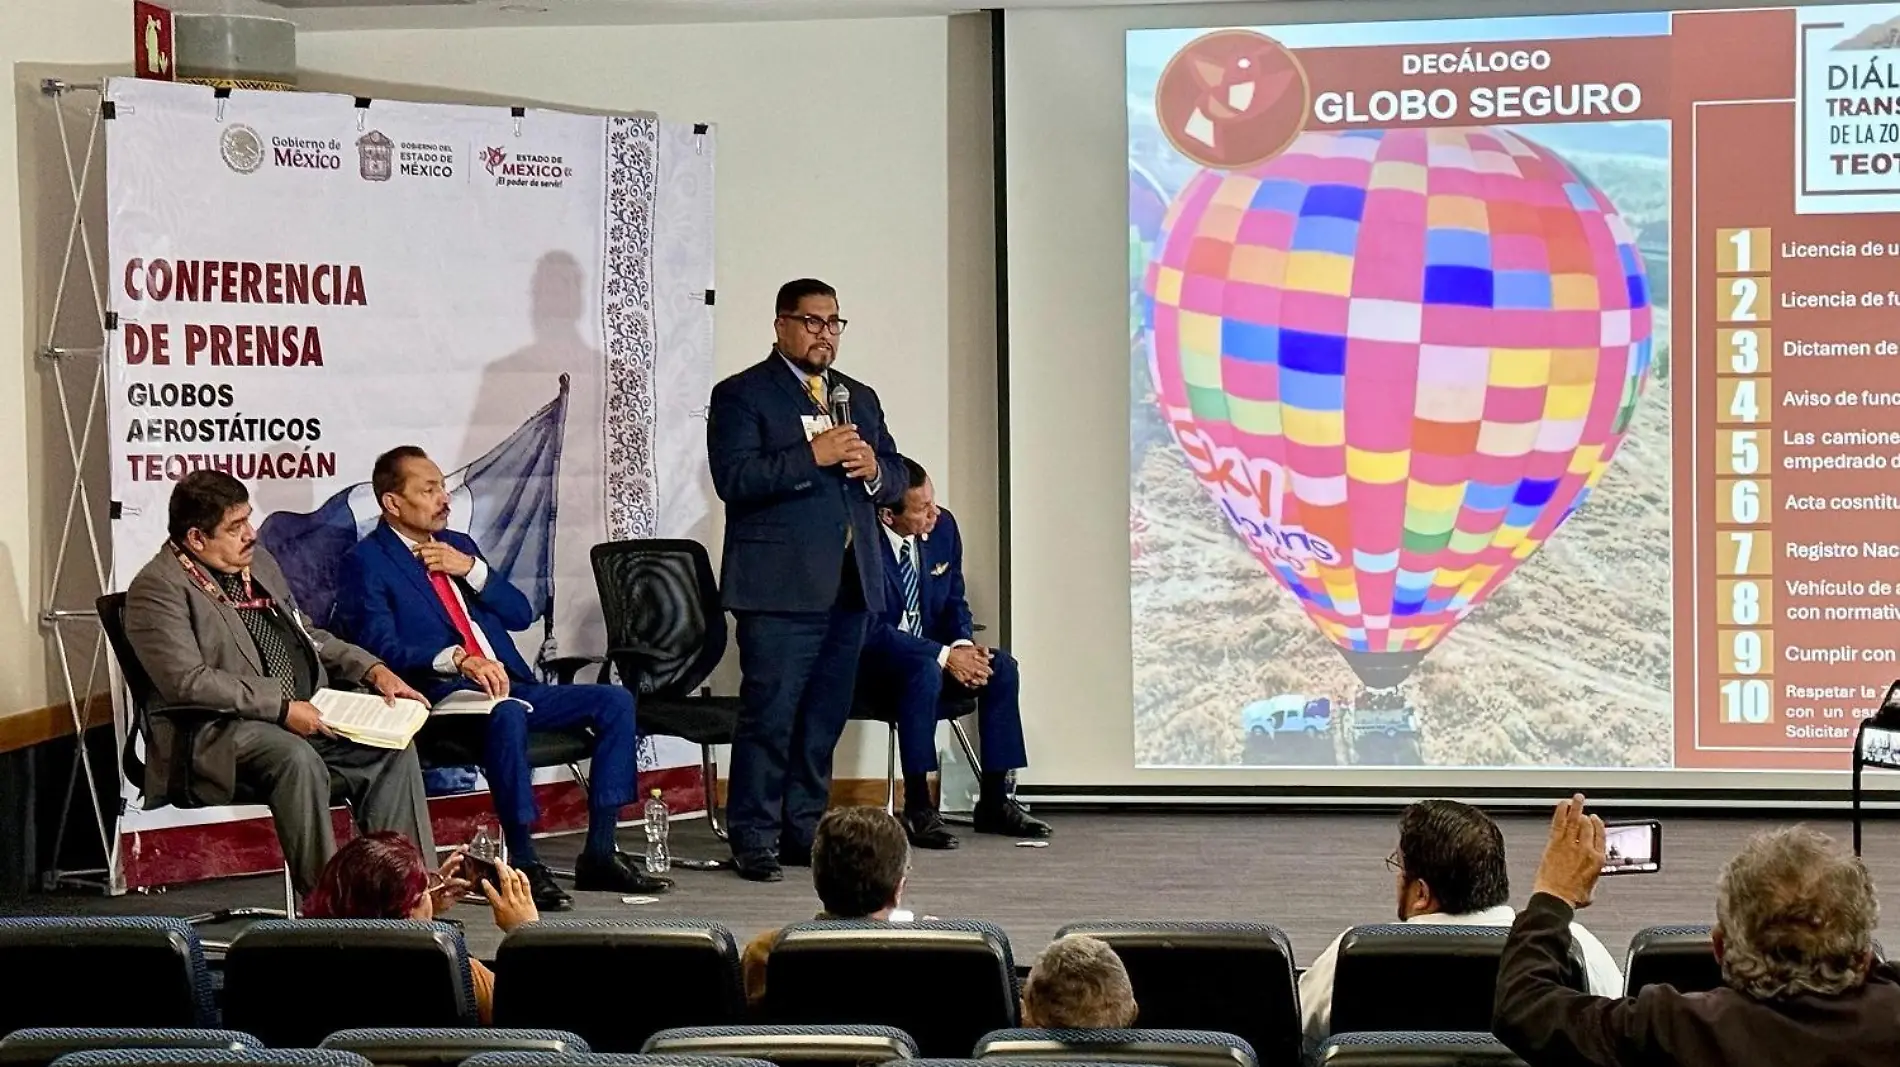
left=304, top=831, right=537, bottom=1024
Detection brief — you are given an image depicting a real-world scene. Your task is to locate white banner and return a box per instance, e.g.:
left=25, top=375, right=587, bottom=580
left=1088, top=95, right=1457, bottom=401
left=104, top=78, right=716, bottom=848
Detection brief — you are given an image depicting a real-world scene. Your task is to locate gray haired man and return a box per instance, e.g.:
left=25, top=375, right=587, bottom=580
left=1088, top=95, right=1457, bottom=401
left=1494, top=795, right=1900, bottom=1067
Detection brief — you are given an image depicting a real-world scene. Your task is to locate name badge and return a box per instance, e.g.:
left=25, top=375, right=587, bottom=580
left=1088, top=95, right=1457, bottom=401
left=801, top=414, right=834, bottom=441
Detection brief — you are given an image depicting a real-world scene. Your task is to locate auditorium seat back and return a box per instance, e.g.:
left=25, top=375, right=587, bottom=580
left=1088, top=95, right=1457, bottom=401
left=1054, top=922, right=1298, bottom=1067
left=1624, top=925, right=1722, bottom=997
left=1330, top=926, right=1586, bottom=1035
left=467, top=1054, right=776, bottom=1067
left=973, top=1029, right=1256, bottom=1067
left=320, top=1029, right=588, bottom=1066
left=50, top=1052, right=370, bottom=1067
left=492, top=921, right=745, bottom=1052
left=643, top=1025, right=919, bottom=1067
left=0, top=1030, right=259, bottom=1067
left=1315, top=1032, right=1528, bottom=1066
left=0, top=919, right=212, bottom=1036
left=761, top=921, right=1015, bottom=1058
left=221, top=920, right=476, bottom=1047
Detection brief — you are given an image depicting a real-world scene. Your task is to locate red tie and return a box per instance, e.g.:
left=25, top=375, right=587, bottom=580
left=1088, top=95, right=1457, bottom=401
left=428, top=569, right=484, bottom=658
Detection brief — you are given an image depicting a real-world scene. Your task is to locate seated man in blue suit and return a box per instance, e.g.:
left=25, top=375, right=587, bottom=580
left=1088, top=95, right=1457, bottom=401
left=334, top=445, right=669, bottom=909
left=856, top=458, right=1050, bottom=849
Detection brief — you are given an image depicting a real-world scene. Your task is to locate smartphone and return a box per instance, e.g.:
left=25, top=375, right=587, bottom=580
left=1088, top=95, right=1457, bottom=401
left=460, top=852, right=502, bottom=886
left=1600, top=820, right=1662, bottom=875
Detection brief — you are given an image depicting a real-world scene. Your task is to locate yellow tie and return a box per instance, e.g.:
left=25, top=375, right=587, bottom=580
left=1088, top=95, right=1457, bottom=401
left=807, top=374, right=853, bottom=548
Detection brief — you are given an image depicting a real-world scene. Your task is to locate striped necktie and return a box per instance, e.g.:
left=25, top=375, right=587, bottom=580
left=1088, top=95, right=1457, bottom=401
left=898, top=540, right=921, bottom=634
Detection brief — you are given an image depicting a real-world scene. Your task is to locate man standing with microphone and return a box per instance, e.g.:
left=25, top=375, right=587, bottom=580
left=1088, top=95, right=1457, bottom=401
left=708, top=278, right=906, bottom=882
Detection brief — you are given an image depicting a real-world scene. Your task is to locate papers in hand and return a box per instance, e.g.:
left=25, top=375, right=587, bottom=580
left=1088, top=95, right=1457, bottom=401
left=431, top=689, right=533, bottom=717
left=312, top=688, right=428, bottom=750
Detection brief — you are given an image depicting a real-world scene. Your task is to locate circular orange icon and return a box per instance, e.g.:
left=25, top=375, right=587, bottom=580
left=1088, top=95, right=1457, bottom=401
left=1156, top=30, right=1310, bottom=171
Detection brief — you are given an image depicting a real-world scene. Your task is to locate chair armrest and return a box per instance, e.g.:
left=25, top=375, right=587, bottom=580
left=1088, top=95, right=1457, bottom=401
left=544, top=655, right=606, bottom=685
left=604, top=643, right=671, bottom=688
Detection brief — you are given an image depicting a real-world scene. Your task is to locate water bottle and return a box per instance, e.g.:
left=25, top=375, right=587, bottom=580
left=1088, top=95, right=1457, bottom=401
left=643, top=788, right=670, bottom=874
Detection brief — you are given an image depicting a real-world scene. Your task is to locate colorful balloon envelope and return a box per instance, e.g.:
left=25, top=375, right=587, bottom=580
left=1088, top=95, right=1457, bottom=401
left=1142, top=126, right=1654, bottom=690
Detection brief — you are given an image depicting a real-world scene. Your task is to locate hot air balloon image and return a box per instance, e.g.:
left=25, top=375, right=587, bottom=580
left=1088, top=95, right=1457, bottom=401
left=1142, top=126, right=1653, bottom=693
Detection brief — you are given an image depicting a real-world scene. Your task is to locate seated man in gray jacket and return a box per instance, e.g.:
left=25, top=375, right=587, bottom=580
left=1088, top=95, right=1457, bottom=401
left=124, top=470, right=435, bottom=896
left=1495, top=795, right=1900, bottom=1067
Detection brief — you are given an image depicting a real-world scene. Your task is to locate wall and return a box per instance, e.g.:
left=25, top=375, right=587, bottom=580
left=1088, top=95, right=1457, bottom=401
left=1, top=0, right=128, bottom=722
left=297, top=14, right=997, bottom=779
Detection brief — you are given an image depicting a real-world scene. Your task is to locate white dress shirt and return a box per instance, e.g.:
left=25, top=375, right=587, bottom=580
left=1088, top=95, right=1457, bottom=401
left=392, top=527, right=499, bottom=673
left=780, top=353, right=881, bottom=496
left=1296, top=903, right=1625, bottom=1044
left=880, top=523, right=969, bottom=670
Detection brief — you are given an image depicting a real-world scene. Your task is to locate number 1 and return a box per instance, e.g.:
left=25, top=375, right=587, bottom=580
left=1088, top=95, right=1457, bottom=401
left=1729, top=229, right=1753, bottom=273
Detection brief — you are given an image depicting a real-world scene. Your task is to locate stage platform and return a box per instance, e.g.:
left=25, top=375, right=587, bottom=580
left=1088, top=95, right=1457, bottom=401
left=12, top=810, right=1900, bottom=965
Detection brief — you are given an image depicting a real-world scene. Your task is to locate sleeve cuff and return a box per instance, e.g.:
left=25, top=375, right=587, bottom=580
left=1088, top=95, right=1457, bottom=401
left=936, top=644, right=952, bottom=668
left=865, top=475, right=882, bottom=496
left=951, top=639, right=974, bottom=648
left=277, top=699, right=290, bottom=726
left=432, top=647, right=462, bottom=674
left=466, top=558, right=490, bottom=592
left=1527, top=891, right=1580, bottom=920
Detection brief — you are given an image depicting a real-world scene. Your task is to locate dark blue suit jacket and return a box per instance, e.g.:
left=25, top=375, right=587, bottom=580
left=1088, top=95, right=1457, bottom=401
left=707, top=353, right=905, bottom=613
left=332, top=522, right=536, bottom=702
left=864, top=508, right=975, bottom=667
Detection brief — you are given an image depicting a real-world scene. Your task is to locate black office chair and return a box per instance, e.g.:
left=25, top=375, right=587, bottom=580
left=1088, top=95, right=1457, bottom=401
left=221, top=920, right=478, bottom=1047
left=972, top=1030, right=1256, bottom=1067
left=320, top=1029, right=588, bottom=1066
left=847, top=692, right=979, bottom=817
left=1315, top=1032, right=1528, bottom=1067
left=469, top=1054, right=777, bottom=1067
left=642, top=1026, right=919, bottom=1066
left=0, top=1030, right=259, bottom=1067
left=1052, top=922, right=1299, bottom=1067
left=98, top=593, right=357, bottom=923
left=0, top=918, right=213, bottom=1037
left=590, top=539, right=742, bottom=867
left=411, top=712, right=598, bottom=878
left=1329, top=926, right=1587, bottom=1036
left=760, top=921, right=1016, bottom=1058
left=50, top=1054, right=369, bottom=1067
left=491, top=920, right=746, bottom=1051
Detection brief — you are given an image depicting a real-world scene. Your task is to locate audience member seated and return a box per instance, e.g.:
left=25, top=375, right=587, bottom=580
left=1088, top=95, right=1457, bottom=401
left=856, top=458, right=1049, bottom=848
left=1299, top=799, right=1621, bottom=1046
left=1021, top=935, right=1139, bottom=1029
left=303, top=830, right=540, bottom=1024
left=742, top=806, right=917, bottom=1006
left=124, top=470, right=435, bottom=898
left=1495, top=795, right=1900, bottom=1067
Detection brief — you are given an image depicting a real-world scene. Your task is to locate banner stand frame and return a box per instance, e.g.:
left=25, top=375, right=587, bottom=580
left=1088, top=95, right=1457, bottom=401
left=35, top=77, right=126, bottom=897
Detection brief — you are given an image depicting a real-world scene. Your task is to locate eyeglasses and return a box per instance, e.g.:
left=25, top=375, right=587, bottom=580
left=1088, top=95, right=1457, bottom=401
left=1384, top=849, right=1404, bottom=874
left=779, top=314, right=848, bottom=336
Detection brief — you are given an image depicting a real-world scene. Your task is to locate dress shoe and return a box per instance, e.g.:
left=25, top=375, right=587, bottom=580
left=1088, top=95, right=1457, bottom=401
left=733, top=850, right=784, bottom=883
left=903, top=808, right=961, bottom=850
left=522, top=863, right=574, bottom=911
left=973, top=796, right=1052, bottom=838
left=574, top=849, right=674, bottom=894
left=779, top=840, right=813, bottom=868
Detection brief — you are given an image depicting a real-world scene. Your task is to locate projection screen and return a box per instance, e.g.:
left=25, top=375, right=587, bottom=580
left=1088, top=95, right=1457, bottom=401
left=1004, top=0, right=1900, bottom=802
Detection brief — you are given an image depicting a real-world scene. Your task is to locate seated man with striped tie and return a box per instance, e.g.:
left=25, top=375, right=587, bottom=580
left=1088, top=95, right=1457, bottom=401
left=854, top=457, right=1050, bottom=849
left=333, top=445, right=670, bottom=909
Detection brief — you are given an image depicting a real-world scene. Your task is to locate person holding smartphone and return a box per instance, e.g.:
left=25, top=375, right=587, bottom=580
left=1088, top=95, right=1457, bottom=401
left=304, top=831, right=539, bottom=1025
left=1495, top=796, right=1900, bottom=1067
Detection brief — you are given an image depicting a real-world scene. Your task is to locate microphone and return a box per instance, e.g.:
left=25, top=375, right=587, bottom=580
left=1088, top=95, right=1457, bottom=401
left=829, top=382, right=852, bottom=427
